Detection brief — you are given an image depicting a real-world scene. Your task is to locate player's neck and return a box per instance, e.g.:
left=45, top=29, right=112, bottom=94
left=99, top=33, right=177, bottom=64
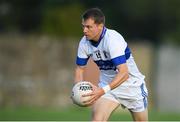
left=90, top=26, right=106, bottom=47
left=92, top=26, right=104, bottom=42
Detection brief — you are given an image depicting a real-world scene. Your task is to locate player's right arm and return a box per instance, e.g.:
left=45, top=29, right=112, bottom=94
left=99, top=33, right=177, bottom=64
left=74, top=38, right=89, bottom=84
left=74, top=65, right=86, bottom=84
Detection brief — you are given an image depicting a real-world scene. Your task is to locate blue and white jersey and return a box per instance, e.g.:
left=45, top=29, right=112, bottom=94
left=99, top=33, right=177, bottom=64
left=76, top=27, right=145, bottom=87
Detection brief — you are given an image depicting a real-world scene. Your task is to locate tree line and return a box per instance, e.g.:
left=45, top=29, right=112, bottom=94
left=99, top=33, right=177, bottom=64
left=0, top=0, right=180, bottom=44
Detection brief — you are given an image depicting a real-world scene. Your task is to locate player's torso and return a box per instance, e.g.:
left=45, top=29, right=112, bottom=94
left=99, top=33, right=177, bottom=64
left=87, top=37, right=116, bottom=71
left=80, top=29, right=145, bottom=86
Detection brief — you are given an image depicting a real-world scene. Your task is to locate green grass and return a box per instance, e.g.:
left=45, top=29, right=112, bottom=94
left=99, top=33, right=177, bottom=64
left=0, top=106, right=180, bottom=121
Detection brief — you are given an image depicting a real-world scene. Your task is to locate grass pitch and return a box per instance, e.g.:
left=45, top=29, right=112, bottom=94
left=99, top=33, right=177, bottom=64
left=0, top=106, right=180, bottom=121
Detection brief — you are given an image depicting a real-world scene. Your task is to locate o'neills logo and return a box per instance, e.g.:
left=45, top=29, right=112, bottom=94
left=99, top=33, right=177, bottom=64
left=79, top=85, right=92, bottom=91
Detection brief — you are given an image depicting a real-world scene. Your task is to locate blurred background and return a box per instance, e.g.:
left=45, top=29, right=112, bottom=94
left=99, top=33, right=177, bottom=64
left=0, top=0, right=180, bottom=121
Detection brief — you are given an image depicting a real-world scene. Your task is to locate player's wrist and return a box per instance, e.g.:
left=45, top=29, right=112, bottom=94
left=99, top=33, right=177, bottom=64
left=102, top=85, right=111, bottom=93
left=73, top=81, right=81, bottom=85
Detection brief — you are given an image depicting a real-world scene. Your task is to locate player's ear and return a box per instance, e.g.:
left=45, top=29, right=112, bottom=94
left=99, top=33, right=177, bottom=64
left=98, top=23, right=104, bottom=29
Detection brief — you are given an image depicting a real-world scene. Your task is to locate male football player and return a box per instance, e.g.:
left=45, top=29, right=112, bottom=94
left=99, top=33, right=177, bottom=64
left=73, top=8, right=148, bottom=121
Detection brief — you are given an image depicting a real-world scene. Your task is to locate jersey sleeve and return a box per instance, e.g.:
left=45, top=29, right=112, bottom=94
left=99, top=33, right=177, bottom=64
left=108, top=32, right=128, bottom=66
left=76, top=39, right=89, bottom=66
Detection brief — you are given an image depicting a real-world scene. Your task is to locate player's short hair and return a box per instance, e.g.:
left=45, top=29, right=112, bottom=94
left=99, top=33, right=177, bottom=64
left=82, top=8, right=105, bottom=24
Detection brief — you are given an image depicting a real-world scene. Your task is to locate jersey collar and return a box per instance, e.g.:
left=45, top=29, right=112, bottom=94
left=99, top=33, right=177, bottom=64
left=90, top=26, right=107, bottom=47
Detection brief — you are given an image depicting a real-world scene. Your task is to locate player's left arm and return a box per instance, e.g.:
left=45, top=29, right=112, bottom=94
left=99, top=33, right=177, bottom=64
left=109, top=63, right=129, bottom=90
left=82, top=63, right=129, bottom=106
left=107, top=33, right=129, bottom=91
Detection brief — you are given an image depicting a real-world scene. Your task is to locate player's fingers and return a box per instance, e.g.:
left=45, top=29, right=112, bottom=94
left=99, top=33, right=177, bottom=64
left=82, top=92, right=94, bottom=97
left=83, top=97, right=92, bottom=104
left=91, top=84, right=97, bottom=90
left=83, top=100, right=93, bottom=106
left=83, top=96, right=97, bottom=105
left=83, top=96, right=94, bottom=103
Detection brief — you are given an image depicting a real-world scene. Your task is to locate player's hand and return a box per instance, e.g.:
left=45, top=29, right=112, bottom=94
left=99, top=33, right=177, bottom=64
left=82, top=85, right=105, bottom=106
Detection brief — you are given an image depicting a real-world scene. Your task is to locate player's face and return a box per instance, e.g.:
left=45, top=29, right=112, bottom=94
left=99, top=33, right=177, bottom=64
left=82, top=18, right=103, bottom=41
